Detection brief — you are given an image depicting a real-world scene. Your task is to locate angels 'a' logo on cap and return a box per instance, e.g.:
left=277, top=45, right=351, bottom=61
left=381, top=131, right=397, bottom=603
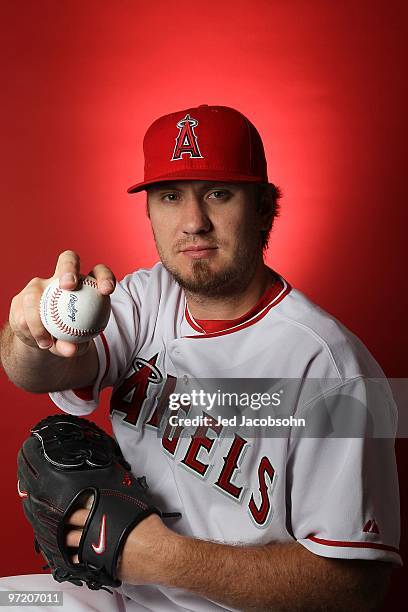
left=171, top=113, right=203, bottom=161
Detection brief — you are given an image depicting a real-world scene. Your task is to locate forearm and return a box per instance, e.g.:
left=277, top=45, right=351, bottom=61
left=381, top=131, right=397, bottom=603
left=160, top=538, right=315, bottom=611
left=119, top=519, right=390, bottom=612
left=0, top=323, right=98, bottom=393
left=163, top=538, right=386, bottom=611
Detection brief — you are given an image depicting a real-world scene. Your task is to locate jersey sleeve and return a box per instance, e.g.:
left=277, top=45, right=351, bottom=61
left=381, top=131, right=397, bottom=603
left=49, top=272, right=144, bottom=415
left=287, top=376, right=402, bottom=566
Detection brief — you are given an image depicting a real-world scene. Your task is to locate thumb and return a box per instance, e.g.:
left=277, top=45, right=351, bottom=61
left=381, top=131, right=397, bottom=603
left=48, top=339, right=92, bottom=358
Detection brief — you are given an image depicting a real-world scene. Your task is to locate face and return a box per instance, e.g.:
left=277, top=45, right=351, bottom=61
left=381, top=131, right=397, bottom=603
left=146, top=181, right=266, bottom=298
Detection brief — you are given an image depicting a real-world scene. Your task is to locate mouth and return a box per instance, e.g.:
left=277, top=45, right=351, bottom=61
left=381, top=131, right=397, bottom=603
left=179, top=245, right=218, bottom=259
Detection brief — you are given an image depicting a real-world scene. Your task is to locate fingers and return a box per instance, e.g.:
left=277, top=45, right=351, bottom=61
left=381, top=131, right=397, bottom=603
left=22, top=282, right=53, bottom=348
left=9, top=250, right=80, bottom=351
left=9, top=279, right=52, bottom=349
left=54, top=250, right=81, bottom=290
left=71, top=552, right=79, bottom=564
left=66, top=529, right=82, bottom=548
left=66, top=508, right=90, bottom=526
left=54, top=252, right=116, bottom=295
left=10, top=292, right=84, bottom=356
left=65, top=505, right=92, bottom=564
left=9, top=250, right=115, bottom=355
left=48, top=340, right=79, bottom=358
left=88, top=263, right=116, bottom=295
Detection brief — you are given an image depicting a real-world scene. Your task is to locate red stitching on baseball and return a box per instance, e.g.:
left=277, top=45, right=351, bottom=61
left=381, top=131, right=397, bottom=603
left=47, top=281, right=104, bottom=338
left=82, top=277, right=98, bottom=289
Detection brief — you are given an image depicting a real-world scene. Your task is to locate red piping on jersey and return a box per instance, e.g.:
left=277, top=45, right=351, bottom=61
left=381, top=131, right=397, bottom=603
left=73, top=333, right=110, bottom=401
left=184, top=277, right=291, bottom=338
left=307, top=535, right=400, bottom=554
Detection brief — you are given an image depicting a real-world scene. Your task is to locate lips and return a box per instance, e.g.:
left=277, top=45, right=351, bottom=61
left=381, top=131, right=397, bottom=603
left=179, top=245, right=218, bottom=259
left=180, top=245, right=217, bottom=252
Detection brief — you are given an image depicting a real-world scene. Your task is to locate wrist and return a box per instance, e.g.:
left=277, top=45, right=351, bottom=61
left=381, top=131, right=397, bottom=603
left=118, top=513, right=182, bottom=586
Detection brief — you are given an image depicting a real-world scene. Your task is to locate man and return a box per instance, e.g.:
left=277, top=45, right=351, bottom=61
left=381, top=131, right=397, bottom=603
left=0, top=105, right=401, bottom=610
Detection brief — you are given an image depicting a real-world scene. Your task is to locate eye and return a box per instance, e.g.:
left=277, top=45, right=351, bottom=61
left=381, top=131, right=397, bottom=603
left=207, top=190, right=230, bottom=200
left=161, top=193, right=179, bottom=202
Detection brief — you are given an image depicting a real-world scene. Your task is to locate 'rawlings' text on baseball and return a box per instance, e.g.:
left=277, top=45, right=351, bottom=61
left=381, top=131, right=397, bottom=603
left=67, top=294, right=79, bottom=322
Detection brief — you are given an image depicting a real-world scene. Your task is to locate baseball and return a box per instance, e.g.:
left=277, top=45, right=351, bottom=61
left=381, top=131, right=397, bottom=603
left=40, top=275, right=111, bottom=343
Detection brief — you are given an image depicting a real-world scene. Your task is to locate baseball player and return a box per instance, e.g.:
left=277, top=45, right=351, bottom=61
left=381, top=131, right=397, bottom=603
left=0, top=104, right=401, bottom=611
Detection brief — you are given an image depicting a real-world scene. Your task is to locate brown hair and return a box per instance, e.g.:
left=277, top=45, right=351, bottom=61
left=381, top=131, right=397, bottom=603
left=252, top=183, right=282, bottom=251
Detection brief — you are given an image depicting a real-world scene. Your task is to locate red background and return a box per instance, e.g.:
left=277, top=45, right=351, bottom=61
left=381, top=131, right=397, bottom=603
left=0, top=0, right=406, bottom=605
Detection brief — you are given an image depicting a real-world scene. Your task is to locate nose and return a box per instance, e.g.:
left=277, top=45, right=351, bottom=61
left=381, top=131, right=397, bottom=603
left=181, top=195, right=212, bottom=235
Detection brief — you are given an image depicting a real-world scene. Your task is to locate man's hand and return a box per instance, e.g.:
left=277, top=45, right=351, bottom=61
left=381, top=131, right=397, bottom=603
left=68, top=514, right=391, bottom=611
left=9, top=249, right=116, bottom=358
left=65, top=499, right=172, bottom=585
left=1, top=249, right=116, bottom=392
left=18, top=415, right=163, bottom=590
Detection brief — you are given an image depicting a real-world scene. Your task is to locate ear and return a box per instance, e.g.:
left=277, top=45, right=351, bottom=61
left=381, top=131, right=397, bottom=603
left=257, top=185, right=275, bottom=232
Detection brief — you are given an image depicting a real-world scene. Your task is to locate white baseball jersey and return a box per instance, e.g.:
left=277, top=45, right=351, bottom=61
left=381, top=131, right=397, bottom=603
left=51, top=263, right=402, bottom=612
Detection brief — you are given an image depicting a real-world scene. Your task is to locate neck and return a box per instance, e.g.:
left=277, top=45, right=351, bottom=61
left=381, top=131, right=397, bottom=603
left=185, top=260, right=274, bottom=320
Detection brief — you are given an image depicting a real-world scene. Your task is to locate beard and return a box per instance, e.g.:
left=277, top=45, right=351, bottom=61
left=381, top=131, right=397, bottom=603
left=154, top=234, right=262, bottom=298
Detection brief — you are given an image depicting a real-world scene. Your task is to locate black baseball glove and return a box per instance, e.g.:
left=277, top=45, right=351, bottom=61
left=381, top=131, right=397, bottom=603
left=17, top=414, right=177, bottom=591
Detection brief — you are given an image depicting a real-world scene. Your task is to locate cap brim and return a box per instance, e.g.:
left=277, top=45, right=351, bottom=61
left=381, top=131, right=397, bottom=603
left=127, top=170, right=267, bottom=194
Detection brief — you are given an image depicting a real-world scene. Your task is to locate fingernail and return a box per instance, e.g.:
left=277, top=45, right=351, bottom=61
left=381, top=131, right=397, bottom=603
left=101, top=280, right=114, bottom=293
left=38, top=340, right=53, bottom=349
left=61, top=273, right=76, bottom=285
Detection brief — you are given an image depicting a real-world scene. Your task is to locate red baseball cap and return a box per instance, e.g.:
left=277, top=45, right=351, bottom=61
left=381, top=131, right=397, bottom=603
left=127, top=104, right=270, bottom=193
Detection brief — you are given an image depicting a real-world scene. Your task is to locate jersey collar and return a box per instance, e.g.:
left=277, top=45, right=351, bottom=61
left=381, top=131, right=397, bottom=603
left=184, top=272, right=291, bottom=338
